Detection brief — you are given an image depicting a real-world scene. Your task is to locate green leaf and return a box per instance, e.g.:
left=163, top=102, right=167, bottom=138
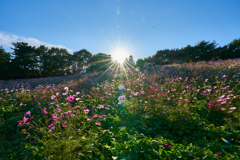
left=134, top=146, right=140, bottom=153
left=182, top=140, right=187, bottom=146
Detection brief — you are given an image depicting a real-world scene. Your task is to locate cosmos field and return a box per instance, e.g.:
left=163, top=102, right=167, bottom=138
left=1, top=59, right=240, bottom=160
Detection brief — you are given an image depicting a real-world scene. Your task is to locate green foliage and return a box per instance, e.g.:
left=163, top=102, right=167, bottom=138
left=1, top=59, right=240, bottom=159
left=86, top=53, right=112, bottom=73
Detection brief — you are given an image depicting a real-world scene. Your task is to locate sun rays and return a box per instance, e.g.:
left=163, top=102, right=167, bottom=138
left=111, top=49, right=129, bottom=64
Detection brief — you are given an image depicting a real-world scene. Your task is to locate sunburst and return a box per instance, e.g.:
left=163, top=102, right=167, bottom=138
left=111, top=49, right=129, bottom=64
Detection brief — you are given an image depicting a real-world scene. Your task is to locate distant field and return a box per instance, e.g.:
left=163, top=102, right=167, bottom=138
left=1, top=59, right=240, bottom=159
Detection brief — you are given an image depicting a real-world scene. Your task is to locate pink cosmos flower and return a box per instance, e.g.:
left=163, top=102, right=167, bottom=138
left=164, top=143, right=168, bottom=145
left=97, top=105, right=104, bottom=109
left=87, top=118, right=91, bottom=122
left=60, top=113, right=64, bottom=118
left=230, top=107, right=236, bottom=110
left=18, top=116, right=29, bottom=126
left=48, top=124, right=54, bottom=128
left=24, top=111, right=31, bottom=116
left=32, top=139, right=37, bottom=143
left=219, top=95, right=225, bottom=99
left=62, top=121, right=67, bottom=127
left=92, top=115, right=98, bottom=119
left=84, top=109, right=90, bottom=114
left=95, top=122, right=101, bottom=126
left=17, top=120, right=23, bottom=126
left=42, top=107, right=48, bottom=114
left=67, top=110, right=72, bottom=114
left=73, top=129, right=80, bottom=131
left=215, top=152, right=222, bottom=157
left=48, top=126, right=55, bottom=132
left=67, top=95, right=75, bottom=102
left=105, top=107, right=109, bottom=110
left=52, top=115, right=58, bottom=121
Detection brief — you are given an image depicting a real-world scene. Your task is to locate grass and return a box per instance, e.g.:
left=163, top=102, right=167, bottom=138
left=1, top=59, right=240, bottom=159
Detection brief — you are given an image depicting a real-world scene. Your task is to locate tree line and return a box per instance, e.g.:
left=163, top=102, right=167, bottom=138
left=1, top=38, right=239, bottom=80
left=136, top=38, right=240, bottom=69
left=0, top=42, right=114, bottom=80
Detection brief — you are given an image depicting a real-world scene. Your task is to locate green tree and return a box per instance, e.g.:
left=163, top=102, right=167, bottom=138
left=11, top=42, right=38, bottom=79
left=86, top=53, right=112, bottom=73
left=193, top=40, right=217, bottom=61
left=36, top=45, right=50, bottom=77
left=136, top=58, right=146, bottom=71
left=0, top=47, right=11, bottom=79
left=227, top=39, right=240, bottom=59
left=72, top=49, right=92, bottom=74
left=124, top=55, right=135, bottom=69
left=179, top=45, right=195, bottom=63
left=47, top=47, right=71, bottom=76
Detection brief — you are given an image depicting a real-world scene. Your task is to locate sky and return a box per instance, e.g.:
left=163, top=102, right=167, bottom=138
left=0, top=0, right=240, bottom=61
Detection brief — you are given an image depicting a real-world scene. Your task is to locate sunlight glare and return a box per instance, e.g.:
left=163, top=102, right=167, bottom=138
left=112, top=49, right=129, bottom=64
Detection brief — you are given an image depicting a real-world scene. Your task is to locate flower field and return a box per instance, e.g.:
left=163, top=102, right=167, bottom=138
left=1, top=59, right=240, bottom=159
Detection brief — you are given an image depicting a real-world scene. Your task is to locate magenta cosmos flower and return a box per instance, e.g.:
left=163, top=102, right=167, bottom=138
left=95, top=122, right=101, bottom=126
left=67, top=95, right=75, bottom=102
left=17, top=116, right=29, bottom=126
left=24, top=111, right=31, bottom=116
left=215, top=152, right=222, bottom=157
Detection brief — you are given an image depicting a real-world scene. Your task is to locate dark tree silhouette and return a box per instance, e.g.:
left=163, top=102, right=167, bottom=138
left=86, top=53, right=112, bottom=73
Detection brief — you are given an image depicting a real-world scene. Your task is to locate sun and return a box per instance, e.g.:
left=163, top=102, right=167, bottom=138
left=112, top=49, right=129, bottom=64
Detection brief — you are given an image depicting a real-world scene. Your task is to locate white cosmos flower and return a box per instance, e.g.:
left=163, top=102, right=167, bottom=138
left=51, top=95, right=56, bottom=99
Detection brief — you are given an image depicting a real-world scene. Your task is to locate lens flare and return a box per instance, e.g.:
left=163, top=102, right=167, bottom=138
left=221, top=137, right=229, bottom=144
left=118, top=83, right=125, bottom=91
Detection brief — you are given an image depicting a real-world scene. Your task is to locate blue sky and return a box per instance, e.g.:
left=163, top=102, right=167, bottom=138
left=0, top=0, right=240, bottom=61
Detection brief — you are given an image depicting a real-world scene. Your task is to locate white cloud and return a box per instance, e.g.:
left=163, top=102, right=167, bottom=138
left=0, top=32, right=73, bottom=52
